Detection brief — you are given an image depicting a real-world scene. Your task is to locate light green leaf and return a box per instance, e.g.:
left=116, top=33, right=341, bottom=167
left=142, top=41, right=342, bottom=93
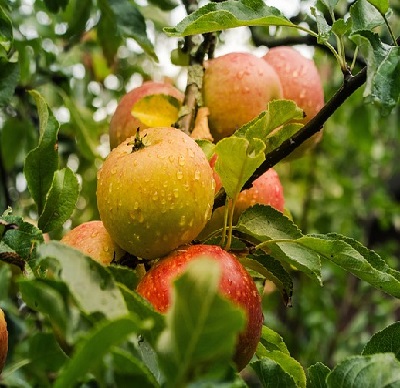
left=350, top=0, right=385, bottom=32
left=38, top=168, right=79, bottom=233
left=38, top=242, right=127, bottom=318
left=256, top=344, right=307, bottom=388
left=311, top=7, right=331, bottom=44
left=367, top=0, right=389, bottom=15
left=0, top=5, right=13, bottom=54
left=318, top=0, right=339, bottom=12
left=24, top=90, right=60, bottom=214
left=362, top=322, right=400, bottom=360
left=259, top=326, right=290, bottom=355
left=250, top=358, right=297, bottom=388
left=164, top=0, right=294, bottom=37
left=0, top=61, right=19, bottom=106
left=299, top=234, right=400, bottom=298
left=307, top=362, right=330, bottom=388
left=157, top=258, right=245, bottom=385
left=54, top=314, right=147, bottom=388
left=326, top=353, right=400, bottom=387
left=214, top=136, right=265, bottom=199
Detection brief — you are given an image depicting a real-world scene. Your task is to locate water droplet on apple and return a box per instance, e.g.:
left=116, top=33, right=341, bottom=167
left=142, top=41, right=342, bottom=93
left=237, top=70, right=244, bottom=79
left=179, top=215, right=186, bottom=226
left=194, top=170, right=200, bottom=180
left=173, top=188, right=179, bottom=198
left=178, top=155, right=185, bottom=166
left=152, top=191, right=158, bottom=201
left=177, top=170, right=183, bottom=179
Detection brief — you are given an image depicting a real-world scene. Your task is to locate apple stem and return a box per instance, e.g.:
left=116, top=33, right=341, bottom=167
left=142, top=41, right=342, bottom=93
left=128, top=128, right=146, bottom=152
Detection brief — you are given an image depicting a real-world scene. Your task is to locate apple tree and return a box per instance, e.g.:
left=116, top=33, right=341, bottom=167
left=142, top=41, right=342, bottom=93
left=1, top=0, right=400, bottom=386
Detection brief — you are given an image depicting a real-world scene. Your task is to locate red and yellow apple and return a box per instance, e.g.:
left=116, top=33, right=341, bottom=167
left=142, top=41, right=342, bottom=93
left=263, top=47, right=324, bottom=156
left=97, top=127, right=215, bottom=260
left=0, top=308, right=8, bottom=373
left=109, top=81, right=184, bottom=149
left=136, top=244, right=263, bottom=370
left=203, top=52, right=283, bottom=141
left=61, top=220, right=125, bottom=265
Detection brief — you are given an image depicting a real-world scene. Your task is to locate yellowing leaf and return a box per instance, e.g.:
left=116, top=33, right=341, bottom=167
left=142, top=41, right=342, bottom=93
left=132, top=94, right=180, bottom=127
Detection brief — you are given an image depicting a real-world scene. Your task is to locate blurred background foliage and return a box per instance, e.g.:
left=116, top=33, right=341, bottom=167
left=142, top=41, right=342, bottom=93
left=1, top=0, right=400, bottom=373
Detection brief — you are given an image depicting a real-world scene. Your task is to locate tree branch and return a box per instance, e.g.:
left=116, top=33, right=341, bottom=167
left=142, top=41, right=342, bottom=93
left=213, top=65, right=368, bottom=209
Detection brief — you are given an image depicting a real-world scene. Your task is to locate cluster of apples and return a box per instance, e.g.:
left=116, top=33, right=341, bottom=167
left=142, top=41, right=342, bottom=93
left=61, top=47, right=323, bottom=370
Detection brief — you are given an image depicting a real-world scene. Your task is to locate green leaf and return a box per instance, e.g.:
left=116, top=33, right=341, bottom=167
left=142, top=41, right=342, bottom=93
left=240, top=251, right=293, bottom=304
left=307, top=362, right=330, bottom=388
left=250, top=358, right=297, bottom=388
left=132, top=95, right=180, bottom=127
left=112, top=348, right=160, bottom=388
left=43, top=0, right=69, bottom=13
left=311, top=7, right=331, bottom=44
left=38, top=168, right=79, bottom=233
left=164, top=0, right=294, bottom=37
left=157, top=258, right=246, bottom=385
left=362, top=322, right=400, bottom=360
left=259, top=325, right=290, bottom=355
left=350, top=0, right=385, bottom=32
left=28, top=332, right=68, bottom=372
left=214, top=137, right=265, bottom=199
left=147, top=0, right=178, bottom=11
left=318, top=0, right=339, bottom=12
left=24, top=90, right=60, bottom=215
left=108, top=265, right=139, bottom=290
left=64, top=0, right=93, bottom=39
left=256, top=343, right=307, bottom=388
left=0, top=5, right=13, bottom=54
left=38, top=242, right=127, bottom=318
left=367, top=0, right=389, bottom=15
left=54, top=314, right=147, bottom=388
left=19, top=279, right=69, bottom=336
left=236, top=205, right=322, bottom=285
left=298, top=234, right=400, bottom=298
left=0, top=60, right=19, bottom=106
left=98, top=0, right=157, bottom=61
left=326, top=353, right=400, bottom=387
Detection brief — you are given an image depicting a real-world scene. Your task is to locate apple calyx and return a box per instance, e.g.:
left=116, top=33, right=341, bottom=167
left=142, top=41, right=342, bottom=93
left=128, top=128, right=147, bottom=152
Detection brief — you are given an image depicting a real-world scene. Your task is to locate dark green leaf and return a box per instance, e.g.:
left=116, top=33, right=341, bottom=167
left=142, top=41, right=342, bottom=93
left=326, top=353, right=400, bottom=387
left=38, top=242, right=127, bottom=318
left=299, top=234, right=400, bottom=298
left=318, top=0, right=339, bottom=12
left=157, top=258, right=245, bottom=385
left=38, top=168, right=79, bottom=233
left=307, top=362, right=330, bottom=388
left=108, top=265, right=139, bottom=290
left=64, top=0, right=93, bottom=39
left=24, top=90, right=60, bottom=215
left=0, top=5, right=13, bottom=54
left=0, top=60, right=19, bottom=106
left=350, top=0, right=385, bottom=32
left=147, top=0, right=178, bottom=11
left=250, top=358, right=297, bottom=388
left=367, top=0, right=389, bottom=15
left=362, top=322, right=400, bottom=360
left=54, top=314, right=147, bottom=388
left=43, top=0, right=69, bottom=13
left=164, top=0, right=294, bottom=37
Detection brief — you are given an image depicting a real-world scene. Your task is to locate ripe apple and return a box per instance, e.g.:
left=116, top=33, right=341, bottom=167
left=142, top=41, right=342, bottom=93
left=0, top=308, right=8, bottom=373
left=61, top=220, right=125, bottom=265
left=136, top=244, right=263, bottom=370
left=263, top=47, right=324, bottom=156
left=109, top=81, right=184, bottom=149
left=97, top=127, right=215, bottom=260
left=203, top=52, right=283, bottom=141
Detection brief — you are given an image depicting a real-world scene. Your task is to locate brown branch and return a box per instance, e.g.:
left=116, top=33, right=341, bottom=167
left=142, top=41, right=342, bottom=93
left=213, top=65, right=368, bottom=209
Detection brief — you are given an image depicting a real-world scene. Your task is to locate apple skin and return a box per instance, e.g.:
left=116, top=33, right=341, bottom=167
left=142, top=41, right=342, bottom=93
left=97, top=127, right=215, bottom=260
left=136, top=244, right=263, bottom=371
left=203, top=52, right=283, bottom=142
left=61, top=220, right=125, bottom=265
left=109, top=81, right=184, bottom=149
left=0, top=308, right=8, bottom=373
left=263, top=47, right=324, bottom=157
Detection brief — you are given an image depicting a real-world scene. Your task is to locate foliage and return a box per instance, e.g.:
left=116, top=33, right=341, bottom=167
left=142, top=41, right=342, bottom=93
left=0, top=0, right=400, bottom=386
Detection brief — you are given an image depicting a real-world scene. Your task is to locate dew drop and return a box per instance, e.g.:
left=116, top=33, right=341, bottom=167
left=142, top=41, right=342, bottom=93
left=179, top=215, right=186, bottom=226
left=237, top=70, right=244, bottom=79
left=111, top=167, right=117, bottom=175
left=177, top=170, right=183, bottom=180
left=103, top=246, right=109, bottom=252
left=91, top=232, right=98, bottom=238
left=173, top=188, right=179, bottom=198
left=178, top=155, right=185, bottom=166
left=152, top=191, right=158, bottom=201
left=194, top=170, right=201, bottom=180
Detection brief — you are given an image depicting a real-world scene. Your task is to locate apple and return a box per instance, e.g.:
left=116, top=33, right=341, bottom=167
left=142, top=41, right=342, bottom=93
left=203, top=52, right=283, bottom=142
left=136, top=244, right=263, bottom=370
left=0, top=308, right=7, bottom=373
left=109, top=81, right=184, bottom=149
left=263, top=47, right=324, bottom=156
left=97, top=127, right=215, bottom=260
left=61, top=220, right=125, bottom=265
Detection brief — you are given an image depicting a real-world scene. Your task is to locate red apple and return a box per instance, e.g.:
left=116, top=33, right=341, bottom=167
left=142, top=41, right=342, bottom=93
left=61, top=220, right=125, bottom=265
left=0, top=308, right=7, bottom=373
left=263, top=47, right=324, bottom=156
left=136, top=244, right=263, bottom=371
left=203, top=52, right=283, bottom=141
left=97, top=127, right=215, bottom=260
left=109, top=81, right=184, bottom=149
